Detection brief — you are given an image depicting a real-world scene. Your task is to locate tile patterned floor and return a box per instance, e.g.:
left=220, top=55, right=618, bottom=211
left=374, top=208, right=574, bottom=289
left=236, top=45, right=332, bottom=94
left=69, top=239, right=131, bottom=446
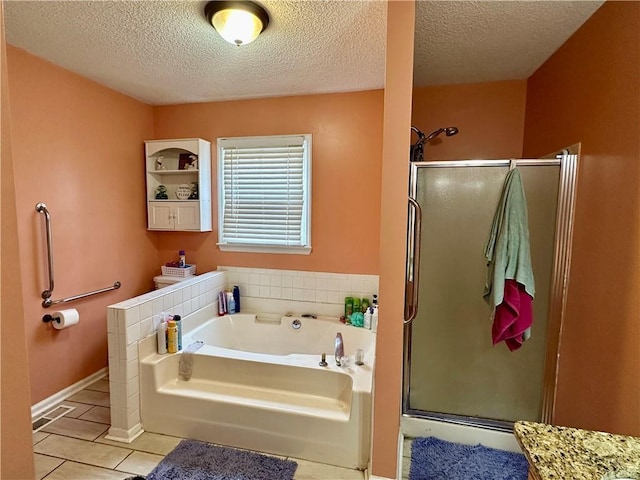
left=33, top=376, right=366, bottom=479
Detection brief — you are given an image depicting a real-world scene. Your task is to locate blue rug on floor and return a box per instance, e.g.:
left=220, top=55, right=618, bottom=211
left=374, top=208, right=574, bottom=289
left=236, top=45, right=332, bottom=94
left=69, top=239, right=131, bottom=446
left=409, top=437, right=529, bottom=480
left=146, top=439, right=298, bottom=480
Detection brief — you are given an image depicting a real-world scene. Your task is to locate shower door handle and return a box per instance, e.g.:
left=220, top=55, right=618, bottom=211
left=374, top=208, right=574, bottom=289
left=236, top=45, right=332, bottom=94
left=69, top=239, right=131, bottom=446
left=404, top=196, right=422, bottom=324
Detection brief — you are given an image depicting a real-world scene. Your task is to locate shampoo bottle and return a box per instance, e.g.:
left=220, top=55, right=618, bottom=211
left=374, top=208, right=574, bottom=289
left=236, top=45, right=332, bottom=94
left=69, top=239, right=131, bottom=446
left=353, top=297, right=361, bottom=314
left=371, top=305, right=379, bottom=331
left=233, top=285, right=241, bottom=313
left=167, top=320, right=178, bottom=353
left=227, top=291, right=236, bottom=314
left=345, top=297, right=354, bottom=318
left=364, top=307, right=372, bottom=329
left=178, top=250, right=186, bottom=267
left=157, top=320, right=167, bottom=354
left=173, top=315, right=182, bottom=351
left=361, top=297, right=370, bottom=313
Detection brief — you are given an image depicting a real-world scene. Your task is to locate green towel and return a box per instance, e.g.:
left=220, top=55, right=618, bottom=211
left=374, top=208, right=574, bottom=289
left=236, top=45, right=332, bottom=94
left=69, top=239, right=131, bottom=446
left=483, top=169, right=535, bottom=310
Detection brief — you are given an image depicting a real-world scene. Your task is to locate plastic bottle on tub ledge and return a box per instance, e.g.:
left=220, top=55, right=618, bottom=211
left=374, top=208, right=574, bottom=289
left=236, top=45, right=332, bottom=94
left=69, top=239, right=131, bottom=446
left=233, top=285, right=241, bottom=313
left=371, top=294, right=379, bottom=331
left=364, top=307, right=373, bottom=329
left=227, top=291, right=236, bottom=314
left=157, top=319, right=167, bottom=354
left=167, top=320, right=178, bottom=353
left=173, top=314, right=182, bottom=351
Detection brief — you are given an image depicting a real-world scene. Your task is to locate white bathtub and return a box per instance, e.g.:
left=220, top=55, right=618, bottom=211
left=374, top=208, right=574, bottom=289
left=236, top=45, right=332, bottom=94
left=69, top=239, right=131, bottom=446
left=139, top=313, right=375, bottom=469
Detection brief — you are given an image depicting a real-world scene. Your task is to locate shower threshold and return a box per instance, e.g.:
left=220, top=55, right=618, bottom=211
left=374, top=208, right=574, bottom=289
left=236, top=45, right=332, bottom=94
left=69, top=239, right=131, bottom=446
left=401, top=413, right=522, bottom=453
left=404, top=410, right=513, bottom=432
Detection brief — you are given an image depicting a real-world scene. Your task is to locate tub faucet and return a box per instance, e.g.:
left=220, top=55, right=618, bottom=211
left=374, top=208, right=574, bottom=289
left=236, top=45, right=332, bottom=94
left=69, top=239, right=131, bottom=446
left=335, top=332, right=344, bottom=366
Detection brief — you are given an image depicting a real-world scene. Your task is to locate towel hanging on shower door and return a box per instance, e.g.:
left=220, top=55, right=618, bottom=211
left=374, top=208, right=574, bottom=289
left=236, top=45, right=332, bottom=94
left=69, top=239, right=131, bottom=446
left=483, top=168, right=535, bottom=351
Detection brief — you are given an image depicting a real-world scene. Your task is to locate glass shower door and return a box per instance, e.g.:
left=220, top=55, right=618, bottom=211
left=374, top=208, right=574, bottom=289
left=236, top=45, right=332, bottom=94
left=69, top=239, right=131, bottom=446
left=405, top=163, right=560, bottom=424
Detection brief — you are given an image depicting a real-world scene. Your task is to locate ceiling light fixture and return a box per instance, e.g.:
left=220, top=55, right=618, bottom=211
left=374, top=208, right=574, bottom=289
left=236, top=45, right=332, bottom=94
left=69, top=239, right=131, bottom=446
left=205, top=1, right=270, bottom=46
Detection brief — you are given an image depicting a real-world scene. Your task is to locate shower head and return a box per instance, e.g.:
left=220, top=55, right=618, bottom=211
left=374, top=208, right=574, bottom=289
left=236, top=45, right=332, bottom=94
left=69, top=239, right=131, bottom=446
left=410, top=125, right=460, bottom=162
left=423, top=126, right=459, bottom=143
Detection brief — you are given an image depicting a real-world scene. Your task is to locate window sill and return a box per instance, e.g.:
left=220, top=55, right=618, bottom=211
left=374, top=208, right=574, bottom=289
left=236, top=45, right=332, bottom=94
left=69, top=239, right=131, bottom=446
left=217, top=243, right=312, bottom=255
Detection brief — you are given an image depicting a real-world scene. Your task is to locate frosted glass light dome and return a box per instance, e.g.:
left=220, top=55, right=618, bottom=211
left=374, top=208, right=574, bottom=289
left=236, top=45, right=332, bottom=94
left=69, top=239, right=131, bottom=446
left=205, top=1, right=270, bottom=46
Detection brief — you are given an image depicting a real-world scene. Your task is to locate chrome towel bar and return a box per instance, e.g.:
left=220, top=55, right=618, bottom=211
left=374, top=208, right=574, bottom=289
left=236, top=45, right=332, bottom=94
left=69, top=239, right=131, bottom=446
left=35, top=202, right=121, bottom=308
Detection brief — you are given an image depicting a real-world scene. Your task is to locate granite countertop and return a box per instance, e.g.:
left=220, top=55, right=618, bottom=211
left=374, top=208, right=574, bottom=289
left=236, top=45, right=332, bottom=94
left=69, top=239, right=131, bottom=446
left=514, top=421, right=640, bottom=480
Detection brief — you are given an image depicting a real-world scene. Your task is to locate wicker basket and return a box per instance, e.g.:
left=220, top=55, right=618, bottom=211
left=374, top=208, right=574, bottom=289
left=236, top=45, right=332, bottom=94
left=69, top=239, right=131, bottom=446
left=161, top=265, right=196, bottom=277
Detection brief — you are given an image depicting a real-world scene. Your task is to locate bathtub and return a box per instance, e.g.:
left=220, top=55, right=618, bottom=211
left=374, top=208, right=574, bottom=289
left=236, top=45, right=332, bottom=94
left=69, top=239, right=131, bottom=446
left=139, top=313, right=375, bottom=469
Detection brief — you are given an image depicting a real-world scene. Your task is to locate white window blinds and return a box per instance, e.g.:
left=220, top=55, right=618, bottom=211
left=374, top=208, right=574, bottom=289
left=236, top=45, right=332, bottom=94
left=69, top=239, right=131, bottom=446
left=217, top=135, right=311, bottom=254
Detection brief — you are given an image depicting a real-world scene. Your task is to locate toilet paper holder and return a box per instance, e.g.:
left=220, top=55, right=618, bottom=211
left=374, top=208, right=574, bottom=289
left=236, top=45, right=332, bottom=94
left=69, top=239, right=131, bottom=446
left=36, top=202, right=121, bottom=309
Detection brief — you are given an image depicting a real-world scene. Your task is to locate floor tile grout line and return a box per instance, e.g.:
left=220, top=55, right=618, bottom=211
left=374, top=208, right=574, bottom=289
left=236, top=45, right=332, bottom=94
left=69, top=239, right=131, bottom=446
left=41, top=459, right=68, bottom=480
left=34, top=436, right=136, bottom=472
left=113, top=449, right=138, bottom=471
left=45, top=412, right=111, bottom=426
left=41, top=456, right=138, bottom=476
left=36, top=432, right=130, bottom=450
left=39, top=425, right=110, bottom=443
left=75, top=416, right=111, bottom=426
left=33, top=434, right=51, bottom=446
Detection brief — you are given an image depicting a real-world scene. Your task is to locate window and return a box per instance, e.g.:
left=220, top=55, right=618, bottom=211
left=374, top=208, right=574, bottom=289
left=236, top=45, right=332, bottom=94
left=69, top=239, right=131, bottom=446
left=217, top=134, right=312, bottom=254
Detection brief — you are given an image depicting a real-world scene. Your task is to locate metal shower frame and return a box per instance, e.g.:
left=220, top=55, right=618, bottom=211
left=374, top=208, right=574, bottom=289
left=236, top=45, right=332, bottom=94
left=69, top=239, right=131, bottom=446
left=402, top=153, right=579, bottom=431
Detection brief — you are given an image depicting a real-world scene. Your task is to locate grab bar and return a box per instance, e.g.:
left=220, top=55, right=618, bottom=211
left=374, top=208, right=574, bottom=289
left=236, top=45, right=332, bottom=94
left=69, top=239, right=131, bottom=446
left=35, top=203, right=55, bottom=300
left=43, top=282, right=121, bottom=308
left=404, top=197, right=422, bottom=324
left=36, top=202, right=121, bottom=308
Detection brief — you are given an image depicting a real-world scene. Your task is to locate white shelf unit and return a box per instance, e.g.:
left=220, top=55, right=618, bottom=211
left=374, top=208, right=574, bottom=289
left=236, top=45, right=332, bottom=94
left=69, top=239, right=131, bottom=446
left=145, top=138, right=212, bottom=232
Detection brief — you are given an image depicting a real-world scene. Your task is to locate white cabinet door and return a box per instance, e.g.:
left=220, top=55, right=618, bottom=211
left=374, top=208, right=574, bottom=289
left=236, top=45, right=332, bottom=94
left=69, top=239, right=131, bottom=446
left=145, top=138, right=211, bottom=232
left=148, top=202, right=174, bottom=230
left=148, top=202, right=200, bottom=231
left=174, top=203, right=200, bottom=230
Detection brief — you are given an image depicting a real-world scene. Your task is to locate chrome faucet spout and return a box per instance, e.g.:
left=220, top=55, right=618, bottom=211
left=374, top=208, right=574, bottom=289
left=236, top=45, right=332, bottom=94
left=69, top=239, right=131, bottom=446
left=335, top=332, right=344, bottom=366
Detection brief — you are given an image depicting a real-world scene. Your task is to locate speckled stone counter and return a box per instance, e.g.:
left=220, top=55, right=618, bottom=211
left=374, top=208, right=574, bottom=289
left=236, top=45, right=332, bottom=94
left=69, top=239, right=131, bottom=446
left=514, top=421, right=640, bottom=480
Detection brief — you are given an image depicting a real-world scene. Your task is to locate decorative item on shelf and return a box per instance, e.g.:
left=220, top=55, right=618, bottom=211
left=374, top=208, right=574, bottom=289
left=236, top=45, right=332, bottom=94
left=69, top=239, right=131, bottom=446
left=175, top=184, right=192, bottom=200
left=155, top=184, right=169, bottom=199
left=179, top=153, right=199, bottom=170
left=155, top=155, right=166, bottom=170
left=189, top=182, right=199, bottom=200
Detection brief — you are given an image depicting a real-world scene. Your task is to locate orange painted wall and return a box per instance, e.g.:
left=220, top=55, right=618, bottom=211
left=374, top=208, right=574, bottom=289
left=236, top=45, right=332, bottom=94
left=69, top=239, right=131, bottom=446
left=523, top=1, right=640, bottom=435
left=412, top=80, right=527, bottom=160
left=152, top=90, right=384, bottom=275
left=7, top=46, right=159, bottom=403
left=0, top=2, right=36, bottom=476
left=372, top=1, right=415, bottom=477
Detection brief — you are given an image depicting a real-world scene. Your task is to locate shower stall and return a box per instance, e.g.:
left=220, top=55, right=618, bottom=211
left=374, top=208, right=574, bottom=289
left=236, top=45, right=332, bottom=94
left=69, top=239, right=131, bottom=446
left=402, top=143, right=578, bottom=445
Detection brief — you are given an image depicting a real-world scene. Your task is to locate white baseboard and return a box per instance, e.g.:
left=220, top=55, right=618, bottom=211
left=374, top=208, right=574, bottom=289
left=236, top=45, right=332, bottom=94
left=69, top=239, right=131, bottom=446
left=31, top=367, right=108, bottom=419
left=106, top=423, right=144, bottom=443
left=369, top=476, right=395, bottom=480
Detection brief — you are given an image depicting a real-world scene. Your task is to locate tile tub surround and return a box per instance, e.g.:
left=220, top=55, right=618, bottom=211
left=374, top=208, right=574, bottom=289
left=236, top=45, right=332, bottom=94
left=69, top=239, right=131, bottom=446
left=217, top=266, right=379, bottom=317
left=106, top=268, right=379, bottom=444
left=514, top=421, right=640, bottom=480
left=106, top=271, right=226, bottom=442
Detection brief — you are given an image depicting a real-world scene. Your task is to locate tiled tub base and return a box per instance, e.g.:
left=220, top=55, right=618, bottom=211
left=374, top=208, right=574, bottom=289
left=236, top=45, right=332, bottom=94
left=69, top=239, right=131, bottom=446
left=106, top=271, right=226, bottom=442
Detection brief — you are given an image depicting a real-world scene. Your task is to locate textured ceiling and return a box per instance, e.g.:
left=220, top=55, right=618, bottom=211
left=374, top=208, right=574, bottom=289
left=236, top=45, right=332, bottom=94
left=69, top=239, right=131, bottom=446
left=413, top=0, right=605, bottom=86
left=4, top=0, right=604, bottom=106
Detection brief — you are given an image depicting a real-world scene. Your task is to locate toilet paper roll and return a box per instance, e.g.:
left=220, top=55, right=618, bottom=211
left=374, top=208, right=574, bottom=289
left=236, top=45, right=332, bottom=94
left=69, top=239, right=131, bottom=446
left=51, top=309, right=80, bottom=330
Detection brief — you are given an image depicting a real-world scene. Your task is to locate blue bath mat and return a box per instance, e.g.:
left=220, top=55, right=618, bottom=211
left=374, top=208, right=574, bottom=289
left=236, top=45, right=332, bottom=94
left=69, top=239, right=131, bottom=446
left=409, top=436, right=529, bottom=480
left=146, top=439, right=298, bottom=480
